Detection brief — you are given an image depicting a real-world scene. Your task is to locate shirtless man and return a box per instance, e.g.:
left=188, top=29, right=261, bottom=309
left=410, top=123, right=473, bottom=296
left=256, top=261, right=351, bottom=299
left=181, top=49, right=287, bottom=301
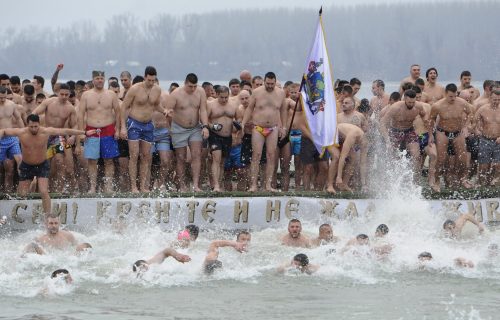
left=120, top=66, right=163, bottom=193
left=350, top=78, right=362, bottom=108
left=277, top=254, right=319, bottom=275
left=78, top=71, right=121, bottom=193
left=32, top=83, right=78, bottom=192
left=229, top=78, right=241, bottom=98
left=203, top=231, right=251, bottom=275
left=21, top=84, right=38, bottom=120
left=33, top=214, right=77, bottom=251
left=241, top=72, right=287, bottom=192
left=400, top=64, right=421, bottom=87
left=369, top=80, right=390, bottom=118
left=443, top=213, right=485, bottom=238
left=0, top=86, right=24, bottom=191
left=340, top=234, right=370, bottom=254
left=423, top=67, right=445, bottom=104
left=132, top=247, right=191, bottom=275
left=458, top=71, right=480, bottom=101
left=338, top=97, right=368, bottom=132
left=474, top=80, right=495, bottom=110
left=429, top=84, right=474, bottom=189
left=474, top=89, right=500, bottom=186
left=251, top=76, right=263, bottom=90
left=281, top=219, right=311, bottom=248
left=150, top=99, right=174, bottom=191
left=165, top=73, right=209, bottom=192
left=235, top=89, right=253, bottom=190
left=381, top=89, right=427, bottom=182
left=0, top=114, right=93, bottom=213
left=119, top=71, right=132, bottom=100
left=413, top=86, right=439, bottom=191
left=311, top=223, right=339, bottom=247
left=207, top=86, right=238, bottom=191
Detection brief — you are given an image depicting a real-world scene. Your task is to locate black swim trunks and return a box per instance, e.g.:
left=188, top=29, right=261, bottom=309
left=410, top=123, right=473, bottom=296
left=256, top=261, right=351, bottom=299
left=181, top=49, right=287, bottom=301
left=208, top=134, right=232, bottom=157
left=301, top=137, right=327, bottom=165
left=437, top=127, right=460, bottom=156
left=19, top=160, right=50, bottom=181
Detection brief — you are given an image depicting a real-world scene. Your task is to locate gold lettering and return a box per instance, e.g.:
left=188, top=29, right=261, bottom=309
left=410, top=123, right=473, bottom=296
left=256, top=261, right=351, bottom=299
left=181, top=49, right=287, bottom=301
left=285, top=199, right=300, bottom=219
left=486, top=201, right=500, bottom=222
left=187, top=201, right=199, bottom=223
left=320, top=200, right=339, bottom=217
left=201, top=200, right=216, bottom=223
left=466, top=201, right=483, bottom=222
left=96, top=200, right=112, bottom=224
left=233, top=200, right=249, bottom=223
left=344, top=202, right=358, bottom=219
left=72, top=202, right=78, bottom=224
left=441, top=201, right=463, bottom=215
left=11, top=203, right=27, bottom=223
left=155, top=201, right=170, bottom=223
left=136, top=201, right=151, bottom=221
left=364, top=202, right=376, bottom=217
left=266, top=200, right=281, bottom=222
left=32, top=203, right=44, bottom=224
left=117, top=201, right=132, bottom=220
left=52, top=202, right=68, bottom=224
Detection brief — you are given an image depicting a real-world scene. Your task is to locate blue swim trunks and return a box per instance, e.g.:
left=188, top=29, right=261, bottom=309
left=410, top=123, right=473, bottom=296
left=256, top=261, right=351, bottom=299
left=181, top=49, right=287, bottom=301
left=289, top=129, right=302, bottom=156
left=151, top=127, right=173, bottom=153
left=224, top=144, right=243, bottom=170
left=127, top=117, right=154, bottom=143
left=84, top=136, right=120, bottom=160
left=0, top=136, right=21, bottom=161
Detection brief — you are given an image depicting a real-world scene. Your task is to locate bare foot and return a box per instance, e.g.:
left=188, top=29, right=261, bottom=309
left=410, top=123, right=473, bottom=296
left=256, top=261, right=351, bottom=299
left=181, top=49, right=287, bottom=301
left=461, top=180, right=473, bottom=189
left=337, top=183, right=353, bottom=192
left=430, top=183, right=441, bottom=193
left=179, top=185, right=188, bottom=192
left=248, top=186, right=257, bottom=193
left=265, top=186, right=278, bottom=192
left=212, top=187, right=221, bottom=192
left=131, top=188, right=140, bottom=194
left=140, top=188, right=150, bottom=193
left=326, top=186, right=336, bottom=194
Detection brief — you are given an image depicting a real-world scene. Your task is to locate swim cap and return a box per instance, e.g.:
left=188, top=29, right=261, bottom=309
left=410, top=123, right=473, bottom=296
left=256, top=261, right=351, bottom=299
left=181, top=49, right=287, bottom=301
left=177, top=230, right=190, bottom=240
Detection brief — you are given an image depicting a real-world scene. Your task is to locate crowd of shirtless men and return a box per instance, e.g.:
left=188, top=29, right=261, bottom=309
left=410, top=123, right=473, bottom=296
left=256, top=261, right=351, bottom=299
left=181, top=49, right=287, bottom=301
left=0, top=65, right=499, bottom=206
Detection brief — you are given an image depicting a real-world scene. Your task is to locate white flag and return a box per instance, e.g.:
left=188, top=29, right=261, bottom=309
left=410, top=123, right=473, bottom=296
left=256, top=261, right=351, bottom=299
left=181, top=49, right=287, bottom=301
left=300, top=14, right=338, bottom=154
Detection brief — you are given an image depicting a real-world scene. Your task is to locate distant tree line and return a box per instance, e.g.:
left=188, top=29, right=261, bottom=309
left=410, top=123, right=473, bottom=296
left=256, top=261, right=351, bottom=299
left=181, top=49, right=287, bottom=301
left=0, top=1, right=498, bottom=82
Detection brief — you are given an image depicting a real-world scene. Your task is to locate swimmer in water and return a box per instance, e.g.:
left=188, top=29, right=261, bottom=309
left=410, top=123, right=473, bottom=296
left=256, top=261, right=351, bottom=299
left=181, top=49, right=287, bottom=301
left=418, top=251, right=474, bottom=268
left=311, top=223, right=339, bottom=247
left=203, top=230, right=251, bottom=275
left=375, top=224, right=389, bottom=238
left=132, top=247, right=191, bottom=275
left=341, top=234, right=370, bottom=254
left=171, top=224, right=199, bottom=248
left=281, top=219, right=311, bottom=248
left=277, top=253, right=319, bottom=275
left=51, top=269, right=73, bottom=284
left=442, top=213, right=485, bottom=238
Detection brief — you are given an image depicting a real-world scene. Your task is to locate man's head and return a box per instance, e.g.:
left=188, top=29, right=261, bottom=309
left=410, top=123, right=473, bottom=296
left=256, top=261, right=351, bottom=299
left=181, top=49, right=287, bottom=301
left=216, top=85, right=229, bottom=105
left=404, top=89, right=417, bottom=109
left=288, top=219, right=302, bottom=238
left=318, top=224, right=333, bottom=241
left=36, top=93, right=46, bottom=105
left=375, top=224, right=389, bottom=237
left=51, top=269, right=72, bottom=284
left=132, top=260, right=148, bottom=273
left=10, top=76, right=21, bottom=94
left=236, top=230, right=251, bottom=244
left=445, top=83, right=458, bottom=103
left=92, top=71, right=105, bottom=90
left=418, top=251, right=433, bottom=262
left=58, top=83, right=71, bottom=103
left=229, top=78, right=241, bottom=96
left=32, top=75, right=45, bottom=91
left=45, top=214, right=61, bottom=235
left=239, top=70, right=252, bottom=83
left=415, top=78, right=425, bottom=91
left=144, top=66, right=157, bottom=88
left=342, top=96, right=356, bottom=113
left=202, top=82, right=214, bottom=99
left=460, top=70, right=472, bottom=87
left=185, top=224, right=199, bottom=241
left=442, top=219, right=456, bottom=235
left=120, top=71, right=132, bottom=89
left=356, top=234, right=369, bottom=245
left=108, top=76, right=119, bottom=88
left=26, top=114, right=41, bottom=134
left=288, top=83, right=299, bottom=101
left=23, top=84, right=35, bottom=103
left=371, top=79, right=385, bottom=96
left=425, top=67, right=438, bottom=82
left=292, top=253, right=309, bottom=271
left=350, top=78, right=362, bottom=96
left=240, top=80, right=252, bottom=93
left=0, top=86, right=8, bottom=104
left=264, top=72, right=277, bottom=93
left=252, top=76, right=263, bottom=89
left=483, top=80, right=495, bottom=94
left=409, top=64, right=421, bottom=79
left=490, top=89, right=500, bottom=109
left=389, top=92, right=401, bottom=105
left=239, top=89, right=250, bottom=107
left=169, top=82, right=179, bottom=94
left=109, top=81, right=120, bottom=95
left=0, top=74, right=10, bottom=88
left=184, top=73, right=198, bottom=94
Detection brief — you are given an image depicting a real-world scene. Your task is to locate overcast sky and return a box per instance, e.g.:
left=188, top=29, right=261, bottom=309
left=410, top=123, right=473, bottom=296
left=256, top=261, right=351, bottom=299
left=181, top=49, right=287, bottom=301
left=8, top=0, right=463, bottom=29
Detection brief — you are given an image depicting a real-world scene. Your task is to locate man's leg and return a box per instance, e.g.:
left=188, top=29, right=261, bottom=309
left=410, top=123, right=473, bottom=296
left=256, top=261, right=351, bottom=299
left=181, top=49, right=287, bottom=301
left=453, top=136, right=471, bottom=188
left=103, top=158, right=115, bottom=193
left=424, top=143, right=439, bottom=191
left=326, top=146, right=340, bottom=193
left=37, top=177, right=51, bottom=214
left=51, top=153, right=64, bottom=192
left=189, top=140, right=203, bottom=192
left=158, top=150, right=173, bottom=189
left=174, top=146, right=188, bottom=192
left=3, top=159, right=14, bottom=192
left=211, top=149, right=222, bottom=192
left=63, top=148, right=76, bottom=192
left=87, top=159, right=98, bottom=193
left=139, top=140, right=152, bottom=192
left=249, top=130, right=266, bottom=192
left=128, top=140, right=140, bottom=193
left=263, top=130, right=279, bottom=192
left=407, top=142, right=422, bottom=183
left=435, top=132, right=449, bottom=187
left=280, top=143, right=292, bottom=191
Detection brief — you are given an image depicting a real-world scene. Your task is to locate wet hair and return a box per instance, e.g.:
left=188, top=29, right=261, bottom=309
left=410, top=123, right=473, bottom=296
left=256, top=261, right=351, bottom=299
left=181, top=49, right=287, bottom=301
left=356, top=234, right=369, bottom=240
left=185, top=224, right=199, bottom=239
left=51, top=269, right=69, bottom=279
left=288, top=218, right=301, bottom=225
left=110, top=81, right=120, bottom=89
left=185, top=73, right=198, bottom=84
left=0, top=86, right=7, bottom=94
left=76, top=80, right=86, bottom=88
left=132, top=260, right=147, bottom=272
left=418, top=252, right=433, bottom=260
left=251, top=75, right=263, bottom=84
left=33, top=75, right=45, bottom=87
left=350, top=78, right=361, bottom=86
left=460, top=70, right=471, bottom=79
left=373, top=79, right=385, bottom=89
left=216, top=85, right=229, bottom=95
left=36, top=93, right=46, bottom=100
left=425, top=67, right=438, bottom=79
left=376, top=224, right=389, bottom=235
left=144, top=66, right=157, bottom=77
left=132, top=76, right=144, bottom=84
left=358, top=98, right=370, bottom=113
left=229, top=78, right=240, bottom=86
left=412, top=85, right=422, bottom=94
left=204, top=260, right=223, bottom=275
left=402, top=82, right=414, bottom=92
left=390, top=92, right=401, bottom=101
left=342, top=85, right=353, bottom=95
left=415, top=78, right=425, bottom=86
left=240, top=80, right=251, bottom=89
left=443, top=219, right=456, bottom=229
left=59, top=83, right=70, bottom=91
left=284, top=80, right=294, bottom=88
left=22, top=79, right=31, bottom=85
left=0, top=74, right=9, bottom=81
left=404, top=89, right=416, bottom=99
left=108, top=76, right=119, bottom=84
left=120, top=71, right=132, bottom=79
left=24, top=84, right=35, bottom=95
left=10, top=76, right=20, bottom=85
left=236, top=230, right=251, bottom=241
left=66, top=80, right=75, bottom=91
left=483, top=80, right=494, bottom=90
left=202, top=82, right=213, bottom=89
left=293, top=253, right=309, bottom=267
left=445, top=83, right=458, bottom=93
left=264, top=72, right=276, bottom=80
left=85, top=81, right=94, bottom=89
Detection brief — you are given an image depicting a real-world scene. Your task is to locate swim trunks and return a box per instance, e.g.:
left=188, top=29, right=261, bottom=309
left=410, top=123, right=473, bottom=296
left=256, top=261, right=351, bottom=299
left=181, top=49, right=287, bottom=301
left=151, top=127, right=173, bottom=154
left=83, top=123, right=120, bottom=160
left=436, top=127, right=460, bottom=156
left=170, top=121, right=203, bottom=149
left=289, top=129, right=302, bottom=156
left=418, top=132, right=429, bottom=154
left=254, top=125, right=276, bottom=137
left=127, top=116, right=154, bottom=143
left=46, top=135, right=70, bottom=159
left=300, top=137, right=326, bottom=165
left=389, top=127, right=418, bottom=151
left=478, top=136, right=500, bottom=164
left=19, top=160, right=50, bottom=181
left=0, top=136, right=21, bottom=161
left=208, top=133, right=232, bottom=157
left=466, top=135, right=479, bottom=161
left=224, top=144, right=244, bottom=170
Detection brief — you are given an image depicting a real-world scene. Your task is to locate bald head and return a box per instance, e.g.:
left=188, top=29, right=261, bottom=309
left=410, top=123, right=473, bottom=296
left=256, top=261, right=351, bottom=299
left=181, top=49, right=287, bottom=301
left=240, top=70, right=252, bottom=82
left=239, top=89, right=250, bottom=106
left=459, top=90, right=471, bottom=103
